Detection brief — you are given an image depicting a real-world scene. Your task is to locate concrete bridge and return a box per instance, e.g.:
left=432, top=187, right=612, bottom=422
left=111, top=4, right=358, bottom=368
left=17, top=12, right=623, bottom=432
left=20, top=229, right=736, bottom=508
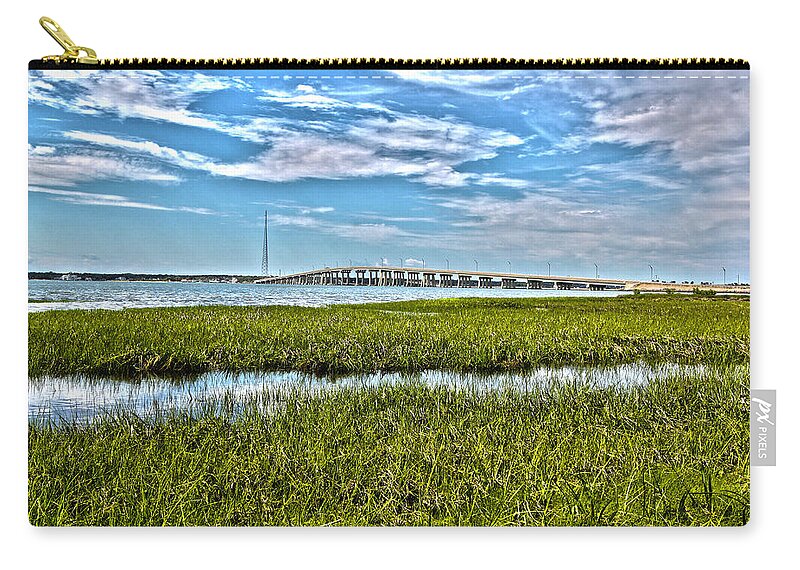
left=256, top=266, right=630, bottom=291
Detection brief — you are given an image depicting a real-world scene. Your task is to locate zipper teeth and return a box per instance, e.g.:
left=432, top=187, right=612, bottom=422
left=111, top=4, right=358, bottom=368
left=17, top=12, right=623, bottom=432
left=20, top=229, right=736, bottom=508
left=30, top=57, right=750, bottom=69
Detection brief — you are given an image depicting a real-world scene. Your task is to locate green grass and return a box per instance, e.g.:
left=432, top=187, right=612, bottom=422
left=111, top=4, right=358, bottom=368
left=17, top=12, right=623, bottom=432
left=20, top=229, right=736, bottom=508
left=29, top=295, right=750, bottom=526
left=28, top=296, right=749, bottom=377
left=28, top=365, right=749, bottom=526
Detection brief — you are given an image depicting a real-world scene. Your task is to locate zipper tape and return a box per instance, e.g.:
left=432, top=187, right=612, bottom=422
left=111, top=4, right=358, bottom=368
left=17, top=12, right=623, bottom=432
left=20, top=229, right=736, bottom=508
left=32, top=17, right=749, bottom=70
left=29, top=57, right=750, bottom=70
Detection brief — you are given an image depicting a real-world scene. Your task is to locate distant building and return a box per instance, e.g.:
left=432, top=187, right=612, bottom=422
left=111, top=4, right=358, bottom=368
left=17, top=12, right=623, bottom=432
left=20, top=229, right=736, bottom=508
left=60, top=273, right=80, bottom=281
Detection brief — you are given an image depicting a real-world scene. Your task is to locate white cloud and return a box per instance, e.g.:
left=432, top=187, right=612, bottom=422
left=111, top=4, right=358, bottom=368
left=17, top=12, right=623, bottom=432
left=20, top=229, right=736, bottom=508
left=472, top=174, right=530, bottom=189
left=258, top=86, right=389, bottom=112
left=590, top=84, right=749, bottom=177
left=28, top=70, right=286, bottom=143
left=524, top=77, right=748, bottom=259
left=30, top=71, right=226, bottom=128
left=28, top=146, right=180, bottom=187
left=553, top=76, right=748, bottom=183
left=260, top=202, right=336, bottom=215
left=573, top=161, right=686, bottom=192
left=416, top=167, right=474, bottom=188
left=339, top=223, right=405, bottom=241
left=31, top=71, right=527, bottom=189
left=415, top=165, right=530, bottom=189
left=381, top=216, right=435, bottom=223
left=58, top=106, right=525, bottom=188
left=270, top=214, right=321, bottom=228
left=393, top=70, right=500, bottom=88
left=393, top=70, right=544, bottom=100
left=350, top=114, right=522, bottom=158
left=28, top=186, right=213, bottom=215
left=28, top=145, right=55, bottom=156
left=182, top=113, right=522, bottom=187
left=300, top=207, right=335, bottom=214
left=270, top=213, right=408, bottom=242
left=419, top=187, right=745, bottom=274
left=64, top=131, right=214, bottom=172
left=558, top=209, right=605, bottom=217
left=208, top=134, right=427, bottom=182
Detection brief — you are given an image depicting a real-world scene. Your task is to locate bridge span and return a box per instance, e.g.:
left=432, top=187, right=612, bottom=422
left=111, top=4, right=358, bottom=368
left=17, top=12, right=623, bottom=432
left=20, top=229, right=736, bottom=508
left=256, top=266, right=632, bottom=291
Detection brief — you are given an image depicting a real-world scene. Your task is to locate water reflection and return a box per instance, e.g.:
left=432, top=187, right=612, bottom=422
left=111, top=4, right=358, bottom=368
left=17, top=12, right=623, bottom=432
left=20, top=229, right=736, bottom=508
left=29, top=363, right=718, bottom=425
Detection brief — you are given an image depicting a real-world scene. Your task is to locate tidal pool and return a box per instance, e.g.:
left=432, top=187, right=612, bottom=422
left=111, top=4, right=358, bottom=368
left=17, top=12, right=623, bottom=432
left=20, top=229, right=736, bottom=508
left=28, top=363, right=734, bottom=424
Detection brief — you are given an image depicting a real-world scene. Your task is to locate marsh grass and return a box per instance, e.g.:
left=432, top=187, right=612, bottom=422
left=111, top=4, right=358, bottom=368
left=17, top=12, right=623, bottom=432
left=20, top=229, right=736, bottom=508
left=28, top=365, right=749, bottom=526
left=28, top=296, right=749, bottom=377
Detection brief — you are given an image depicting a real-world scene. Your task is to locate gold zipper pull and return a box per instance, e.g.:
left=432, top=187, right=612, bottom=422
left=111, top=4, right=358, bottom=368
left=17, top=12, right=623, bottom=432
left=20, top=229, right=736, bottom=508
left=39, top=16, right=98, bottom=64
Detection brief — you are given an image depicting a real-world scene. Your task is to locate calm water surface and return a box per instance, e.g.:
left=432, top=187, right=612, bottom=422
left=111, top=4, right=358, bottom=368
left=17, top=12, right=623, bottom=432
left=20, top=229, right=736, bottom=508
left=28, top=280, right=666, bottom=426
left=29, top=364, right=720, bottom=424
left=28, top=279, right=629, bottom=312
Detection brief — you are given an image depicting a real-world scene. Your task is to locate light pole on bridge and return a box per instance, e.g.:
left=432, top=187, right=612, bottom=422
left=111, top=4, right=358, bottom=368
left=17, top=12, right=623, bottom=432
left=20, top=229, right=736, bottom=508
left=507, top=260, right=512, bottom=273
left=445, top=258, right=450, bottom=270
left=594, top=263, right=599, bottom=279
left=473, top=259, right=479, bottom=272
left=648, top=264, right=654, bottom=281
left=547, top=261, right=551, bottom=276
left=722, top=267, right=726, bottom=284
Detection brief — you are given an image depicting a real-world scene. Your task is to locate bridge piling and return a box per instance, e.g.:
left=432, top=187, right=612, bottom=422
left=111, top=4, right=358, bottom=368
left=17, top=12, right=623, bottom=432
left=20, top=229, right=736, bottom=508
left=257, top=266, right=635, bottom=291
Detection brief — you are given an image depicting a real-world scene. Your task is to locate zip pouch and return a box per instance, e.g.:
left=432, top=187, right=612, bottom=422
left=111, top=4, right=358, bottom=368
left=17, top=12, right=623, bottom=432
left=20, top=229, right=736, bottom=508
left=28, top=17, right=751, bottom=527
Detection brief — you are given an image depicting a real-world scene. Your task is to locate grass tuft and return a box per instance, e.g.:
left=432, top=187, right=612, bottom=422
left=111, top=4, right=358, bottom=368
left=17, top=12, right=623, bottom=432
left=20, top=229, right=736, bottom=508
left=28, top=365, right=749, bottom=526
left=28, top=296, right=749, bottom=377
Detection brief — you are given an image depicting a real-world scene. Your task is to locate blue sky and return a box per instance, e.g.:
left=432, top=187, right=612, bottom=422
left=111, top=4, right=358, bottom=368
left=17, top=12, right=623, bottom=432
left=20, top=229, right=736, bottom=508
left=28, top=69, right=749, bottom=282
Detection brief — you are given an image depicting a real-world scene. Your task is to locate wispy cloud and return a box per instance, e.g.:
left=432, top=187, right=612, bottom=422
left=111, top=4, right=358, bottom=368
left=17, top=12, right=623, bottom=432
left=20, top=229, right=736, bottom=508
left=571, top=160, right=686, bottom=192
left=209, top=134, right=427, bottom=182
left=29, top=71, right=231, bottom=127
left=29, top=70, right=287, bottom=143
left=541, top=76, right=749, bottom=184
left=64, top=131, right=214, bottom=171
left=212, top=114, right=524, bottom=186
left=29, top=186, right=214, bottom=215
left=392, top=71, right=541, bottom=99
left=420, top=187, right=743, bottom=274
left=28, top=145, right=180, bottom=187
left=62, top=111, right=525, bottom=188
left=589, top=82, right=748, bottom=179
left=354, top=214, right=436, bottom=223
left=270, top=213, right=409, bottom=242
left=28, top=145, right=55, bottom=156
left=32, top=71, right=528, bottom=189
left=258, top=84, right=390, bottom=112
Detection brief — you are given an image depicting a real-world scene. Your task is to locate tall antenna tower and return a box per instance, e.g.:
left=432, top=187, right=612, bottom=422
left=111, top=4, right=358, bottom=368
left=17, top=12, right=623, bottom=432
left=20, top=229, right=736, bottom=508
left=261, top=210, right=269, bottom=276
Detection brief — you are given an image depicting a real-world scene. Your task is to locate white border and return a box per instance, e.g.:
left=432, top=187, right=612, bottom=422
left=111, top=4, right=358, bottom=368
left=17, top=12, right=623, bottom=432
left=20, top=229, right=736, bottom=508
left=4, top=1, right=795, bottom=568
